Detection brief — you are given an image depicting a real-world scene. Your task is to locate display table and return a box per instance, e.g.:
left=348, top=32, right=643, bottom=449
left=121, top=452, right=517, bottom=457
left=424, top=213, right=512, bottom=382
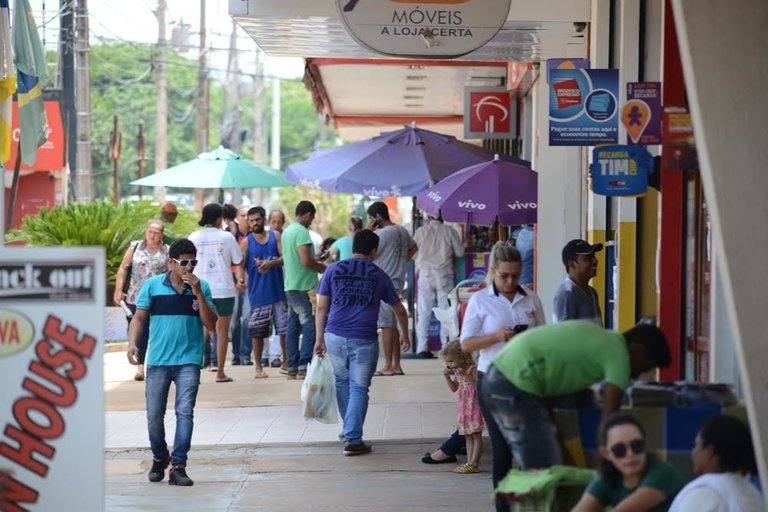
left=553, top=404, right=747, bottom=479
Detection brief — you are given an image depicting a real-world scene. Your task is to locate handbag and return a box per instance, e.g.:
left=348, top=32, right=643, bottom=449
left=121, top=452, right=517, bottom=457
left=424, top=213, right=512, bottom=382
left=122, top=242, right=139, bottom=294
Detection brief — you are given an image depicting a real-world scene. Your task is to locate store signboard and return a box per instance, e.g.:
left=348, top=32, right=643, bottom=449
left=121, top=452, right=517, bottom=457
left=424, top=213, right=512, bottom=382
left=589, top=144, right=653, bottom=196
left=663, top=106, right=695, bottom=146
left=622, top=82, right=661, bottom=145
left=336, top=0, right=511, bottom=58
left=0, top=248, right=105, bottom=512
left=549, top=68, right=620, bottom=146
left=8, top=101, right=65, bottom=171
left=463, top=87, right=516, bottom=139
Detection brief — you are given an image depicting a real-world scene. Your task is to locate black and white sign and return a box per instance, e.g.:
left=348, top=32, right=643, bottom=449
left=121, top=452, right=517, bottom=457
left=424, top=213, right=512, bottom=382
left=337, top=0, right=511, bottom=58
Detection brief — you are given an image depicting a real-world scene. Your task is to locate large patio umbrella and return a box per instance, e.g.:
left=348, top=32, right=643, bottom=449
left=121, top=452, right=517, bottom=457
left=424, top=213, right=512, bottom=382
left=285, top=125, right=503, bottom=197
left=130, top=147, right=290, bottom=189
left=416, top=156, right=538, bottom=226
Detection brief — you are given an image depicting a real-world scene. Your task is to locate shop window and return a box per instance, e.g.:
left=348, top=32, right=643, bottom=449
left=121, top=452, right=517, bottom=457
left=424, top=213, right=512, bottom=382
left=683, top=171, right=711, bottom=382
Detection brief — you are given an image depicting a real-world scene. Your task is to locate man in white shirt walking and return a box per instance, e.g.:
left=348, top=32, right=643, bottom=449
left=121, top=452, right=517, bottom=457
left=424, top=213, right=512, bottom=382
left=413, top=215, right=464, bottom=358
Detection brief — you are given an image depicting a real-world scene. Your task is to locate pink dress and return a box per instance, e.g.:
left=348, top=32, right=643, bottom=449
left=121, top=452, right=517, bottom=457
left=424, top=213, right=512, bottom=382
left=456, top=366, right=484, bottom=435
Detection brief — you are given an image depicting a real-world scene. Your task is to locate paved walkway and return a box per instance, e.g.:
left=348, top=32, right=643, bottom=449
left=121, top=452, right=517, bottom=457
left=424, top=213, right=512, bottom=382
left=104, top=349, right=496, bottom=511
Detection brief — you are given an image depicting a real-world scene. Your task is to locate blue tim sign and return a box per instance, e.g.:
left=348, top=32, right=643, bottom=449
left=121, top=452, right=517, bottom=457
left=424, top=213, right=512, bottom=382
left=590, top=145, right=653, bottom=196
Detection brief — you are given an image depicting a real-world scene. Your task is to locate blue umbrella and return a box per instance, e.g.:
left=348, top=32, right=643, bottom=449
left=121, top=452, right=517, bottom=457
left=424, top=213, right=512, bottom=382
left=286, top=126, right=505, bottom=197
left=416, top=156, right=538, bottom=226
left=131, top=147, right=290, bottom=189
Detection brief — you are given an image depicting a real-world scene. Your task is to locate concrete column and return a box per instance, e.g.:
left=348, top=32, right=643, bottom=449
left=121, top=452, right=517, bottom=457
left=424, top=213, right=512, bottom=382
left=531, top=76, right=583, bottom=322
left=615, top=0, right=640, bottom=329
left=672, top=0, right=768, bottom=495
left=586, top=0, right=610, bottom=324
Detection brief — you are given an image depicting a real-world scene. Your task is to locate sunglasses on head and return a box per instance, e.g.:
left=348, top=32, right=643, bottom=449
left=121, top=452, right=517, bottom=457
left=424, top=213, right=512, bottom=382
left=609, top=439, right=645, bottom=458
left=173, top=258, right=198, bottom=268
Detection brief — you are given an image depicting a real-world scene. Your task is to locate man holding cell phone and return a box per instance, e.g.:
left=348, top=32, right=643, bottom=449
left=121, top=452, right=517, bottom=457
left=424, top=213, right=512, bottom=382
left=127, top=238, right=218, bottom=487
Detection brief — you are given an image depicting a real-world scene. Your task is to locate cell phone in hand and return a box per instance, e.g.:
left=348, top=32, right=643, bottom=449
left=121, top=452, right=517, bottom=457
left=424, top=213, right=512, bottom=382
left=513, top=324, right=528, bottom=333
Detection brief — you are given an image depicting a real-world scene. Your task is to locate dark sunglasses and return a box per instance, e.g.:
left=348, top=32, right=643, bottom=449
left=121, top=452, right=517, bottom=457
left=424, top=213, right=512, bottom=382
left=172, top=258, right=198, bottom=268
left=609, top=439, right=645, bottom=458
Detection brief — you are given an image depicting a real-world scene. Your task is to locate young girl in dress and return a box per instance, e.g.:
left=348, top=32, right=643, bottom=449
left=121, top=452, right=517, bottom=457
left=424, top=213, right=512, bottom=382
left=440, top=340, right=484, bottom=474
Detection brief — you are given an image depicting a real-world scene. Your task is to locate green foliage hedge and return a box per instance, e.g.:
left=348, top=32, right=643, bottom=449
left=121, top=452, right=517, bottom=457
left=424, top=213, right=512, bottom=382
left=5, top=200, right=197, bottom=284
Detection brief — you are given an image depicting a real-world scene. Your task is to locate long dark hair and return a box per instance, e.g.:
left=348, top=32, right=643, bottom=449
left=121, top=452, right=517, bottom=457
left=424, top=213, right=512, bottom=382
left=699, top=415, right=758, bottom=474
left=598, top=413, right=653, bottom=488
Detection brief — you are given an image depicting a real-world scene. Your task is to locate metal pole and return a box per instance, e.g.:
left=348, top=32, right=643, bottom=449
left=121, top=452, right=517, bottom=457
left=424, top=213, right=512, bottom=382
left=61, top=0, right=76, bottom=199
left=154, top=0, right=167, bottom=202
left=110, top=115, right=120, bottom=205
left=137, top=120, right=145, bottom=200
left=75, top=0, right=93, bottom=200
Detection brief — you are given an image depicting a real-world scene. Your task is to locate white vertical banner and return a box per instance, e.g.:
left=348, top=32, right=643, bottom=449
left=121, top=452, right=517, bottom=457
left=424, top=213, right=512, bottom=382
left=0, top=247, right=105, bottom=512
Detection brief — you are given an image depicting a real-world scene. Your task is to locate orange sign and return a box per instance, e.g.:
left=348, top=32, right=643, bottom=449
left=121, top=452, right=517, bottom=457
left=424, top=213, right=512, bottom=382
left=8, top=101, right=65, bottom=171
left=621, top=100, right=651, bottom=144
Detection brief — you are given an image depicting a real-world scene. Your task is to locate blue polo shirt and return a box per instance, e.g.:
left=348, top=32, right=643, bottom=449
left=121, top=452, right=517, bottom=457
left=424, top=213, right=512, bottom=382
left=136, top=272, right=215, bottom=366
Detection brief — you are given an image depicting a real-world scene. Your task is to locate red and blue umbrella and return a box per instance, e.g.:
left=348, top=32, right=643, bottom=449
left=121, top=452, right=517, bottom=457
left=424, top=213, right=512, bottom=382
left=416, top=156, right=538, bottom=226
left=285, top=125, right=502, bottom=197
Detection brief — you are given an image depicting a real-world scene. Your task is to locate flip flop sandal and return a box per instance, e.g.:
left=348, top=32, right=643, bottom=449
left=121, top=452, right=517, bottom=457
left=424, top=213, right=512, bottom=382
left=453, top=464, right=478, bottom=474
left=253, top=372, right=269, bottom=379
left=374, top=371, right=395, bottom=376
left=216, top=376, right=234, bottom=383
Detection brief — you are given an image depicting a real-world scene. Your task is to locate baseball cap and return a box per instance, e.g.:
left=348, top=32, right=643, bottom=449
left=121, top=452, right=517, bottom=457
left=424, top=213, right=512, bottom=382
left=562, top=239, right=604, bottom=265
left=161, top=203, right=178, bottom=214
left=198, top=203, right=223, bottom=226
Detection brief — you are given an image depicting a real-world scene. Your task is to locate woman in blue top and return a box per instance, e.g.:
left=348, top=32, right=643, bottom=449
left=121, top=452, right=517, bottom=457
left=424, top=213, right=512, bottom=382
left=572, top=413, right=684, bottom=512
left=329, top=216, right=363, bottom=262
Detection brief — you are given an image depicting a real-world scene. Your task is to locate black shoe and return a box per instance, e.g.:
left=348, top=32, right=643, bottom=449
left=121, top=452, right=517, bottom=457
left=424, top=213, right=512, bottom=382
left=168, top=465, right=194, bottom=486
left=242, top=359, right=254, bottom=366
left=343, top=442, right=372, bottom=456
left=297, top=369, right=307, bottom=378
left=421, top=452, right=458, bottom=464
left=261, top=358, right=269, bottom=367
left=270, top=359, right=281, bottom=368
left=148, top=456, right=170, bottom=482
left=417, top=351, right=435, bottom=359
left=231, top=359, right=241, bottom=366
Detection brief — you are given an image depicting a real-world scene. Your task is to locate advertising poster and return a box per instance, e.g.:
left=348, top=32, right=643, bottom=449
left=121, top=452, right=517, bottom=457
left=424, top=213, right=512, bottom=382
left=549, top=68, right=620, bottom=146
left=622, top=82, right=662, bottom=145
left=0, top=248, right=105, bottom=512
left=589, top=145, right=653, bottom=196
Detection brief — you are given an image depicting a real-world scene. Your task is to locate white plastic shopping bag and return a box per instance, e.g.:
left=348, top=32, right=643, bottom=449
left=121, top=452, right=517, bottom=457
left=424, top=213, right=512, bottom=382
left=300, top=354, right=340, bottom=424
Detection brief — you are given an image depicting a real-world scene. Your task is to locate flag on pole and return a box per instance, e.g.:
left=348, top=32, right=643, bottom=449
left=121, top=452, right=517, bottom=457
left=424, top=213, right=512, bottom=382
left=13, top=0, right=48, bottom=166
left=0, top=0, right=15, bottom=164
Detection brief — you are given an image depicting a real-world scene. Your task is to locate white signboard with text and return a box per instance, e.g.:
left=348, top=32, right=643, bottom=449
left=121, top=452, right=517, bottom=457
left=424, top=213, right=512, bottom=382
left=0, top=247, right=105, bottom=512
left=336, top=0, right=512, bottom=58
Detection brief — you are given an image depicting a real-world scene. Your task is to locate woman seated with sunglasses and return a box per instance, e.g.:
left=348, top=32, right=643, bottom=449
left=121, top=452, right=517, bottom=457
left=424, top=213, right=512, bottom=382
left=572, top=413, right=684, bottom=512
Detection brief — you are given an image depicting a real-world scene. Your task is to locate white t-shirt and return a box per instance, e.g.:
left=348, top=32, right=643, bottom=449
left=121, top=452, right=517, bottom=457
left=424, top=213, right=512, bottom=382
left=460, top=284, right=546, bottom=373
left=669, top=473, right=766, bottom=512
left=189, top=227, right=243, bottom=299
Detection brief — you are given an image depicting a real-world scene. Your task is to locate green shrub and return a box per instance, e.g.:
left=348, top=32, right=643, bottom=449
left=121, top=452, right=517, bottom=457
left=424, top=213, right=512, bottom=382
left=5, top=199, right=197, bottom=284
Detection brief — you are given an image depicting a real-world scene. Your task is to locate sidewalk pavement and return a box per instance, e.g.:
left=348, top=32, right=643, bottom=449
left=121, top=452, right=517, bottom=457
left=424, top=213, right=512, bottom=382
left=104, top=348, right=495, bottom=511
